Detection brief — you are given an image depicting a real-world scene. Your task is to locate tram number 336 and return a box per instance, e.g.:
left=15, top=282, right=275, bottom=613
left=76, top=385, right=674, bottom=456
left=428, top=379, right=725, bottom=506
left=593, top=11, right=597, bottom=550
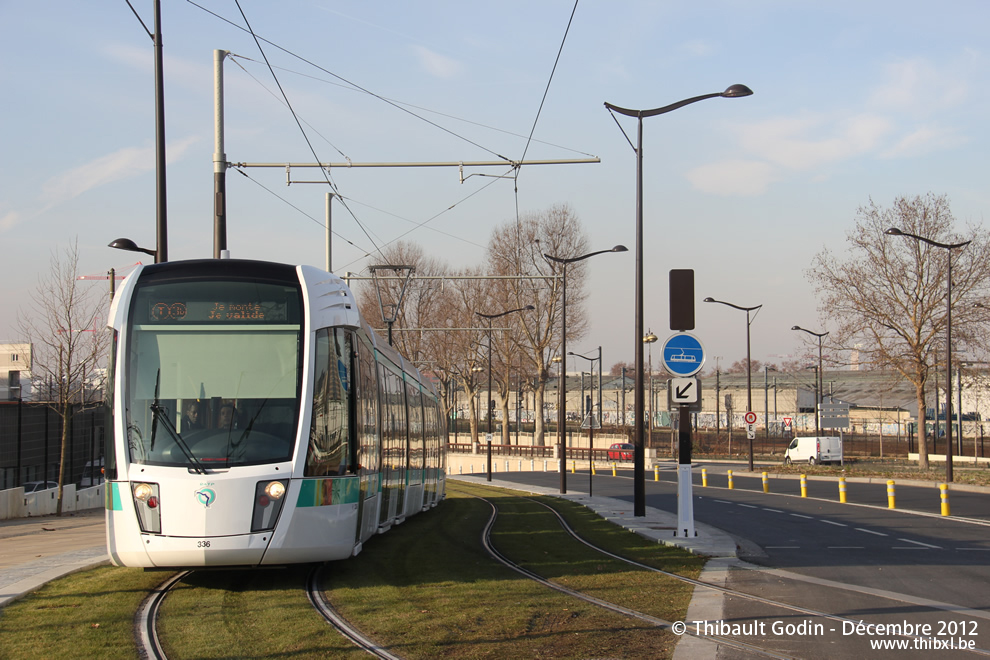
left=197, top=541, right=212, bottom=548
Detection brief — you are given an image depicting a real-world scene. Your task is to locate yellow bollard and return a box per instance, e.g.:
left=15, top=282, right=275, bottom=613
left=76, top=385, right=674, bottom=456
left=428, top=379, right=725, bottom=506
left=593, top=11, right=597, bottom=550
left=654, top=465, right=660, bottom=481
left=727, top=469, right=734, bottom=489
left=887, top=480, right=896, bottom=509
left=838, top=477, right=847, bottom=504
left=800, top=474, right=807, bottom=498
left=762, top=472, right=769, bottom=493
left=702, top=467, right=708, bottom=487
left=572, top=461, right=576, bottom=474
left=612, top=463, right=617, bottom=477
left=940, top=483, right=950, bottom=516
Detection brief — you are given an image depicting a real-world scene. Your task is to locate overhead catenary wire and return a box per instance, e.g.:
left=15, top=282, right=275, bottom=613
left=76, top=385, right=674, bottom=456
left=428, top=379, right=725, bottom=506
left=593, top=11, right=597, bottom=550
left=188, top=0, right=512, bottom=162
left=231, top=0, right=386, bottom=262
left=191, top=0, right=596, bottom=277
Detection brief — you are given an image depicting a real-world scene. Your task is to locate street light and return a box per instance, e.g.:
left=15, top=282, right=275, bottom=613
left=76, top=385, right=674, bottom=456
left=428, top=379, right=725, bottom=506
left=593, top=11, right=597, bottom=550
left=705, top=297, right=762, bottom=470
left=108, top=237, right=157, bottom=258
left=886, top=227, right=971, bottom=482
left=545, top=245, right=628, bottom=494
left=569, top=347, right=602, bottom=496
left=475, top=305, right=535, bottom=482
left=605, top=84, right=753, bottom=516
left=791, top=326, right=829, bottom=436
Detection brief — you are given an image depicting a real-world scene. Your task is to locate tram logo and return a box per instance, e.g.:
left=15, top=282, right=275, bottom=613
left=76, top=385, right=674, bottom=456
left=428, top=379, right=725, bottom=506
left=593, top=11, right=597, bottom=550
left=195, top=488, right=217, bottom=508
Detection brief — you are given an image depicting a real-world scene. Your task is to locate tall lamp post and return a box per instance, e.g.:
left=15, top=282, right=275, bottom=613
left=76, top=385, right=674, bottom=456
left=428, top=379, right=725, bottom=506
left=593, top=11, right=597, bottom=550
left=791, top=326, right=828, bottom=436
left=476, top=305, right=535, bottom=482
left=545, top=246, right=628, bottom=494
left=569, top=347, right=602, bottom=496
left=606, top=84, right=753, bottom=517
left=705, top=298, right=762, bottom=470
left=643, top=332, right=658, bottom=447
left=886, top=227, right=971, bottom=482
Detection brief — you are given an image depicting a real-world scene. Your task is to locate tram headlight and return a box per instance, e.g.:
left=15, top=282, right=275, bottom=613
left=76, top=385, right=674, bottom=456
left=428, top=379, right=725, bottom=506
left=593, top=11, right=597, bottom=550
left=265, top=481, right=286, bottom=500
left=133, top=482, right=154, bottom=501
left=130, top=482, right=161, bottom=534
left=252, top=479, right=289, bottom=532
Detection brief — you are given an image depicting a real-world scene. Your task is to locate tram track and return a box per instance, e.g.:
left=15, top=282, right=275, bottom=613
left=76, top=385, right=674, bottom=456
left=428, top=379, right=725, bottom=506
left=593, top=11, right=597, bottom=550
left=134, top=566, right=399, bottom=660
left=129, top=488, right=990, bottom=659
left=306, top=564, right=402, bottom=660
left=135, top=571, right=190, bottom=660
left=475, top=492, right=990, bottom=659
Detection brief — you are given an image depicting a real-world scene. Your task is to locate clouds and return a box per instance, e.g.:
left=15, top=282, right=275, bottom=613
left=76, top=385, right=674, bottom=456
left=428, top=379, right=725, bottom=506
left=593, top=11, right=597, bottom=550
left=40, top=137, right=198, bottom=212
left=0, top=137, right=201, bottom=234
left=688, top=55, right=977, bottom=197
left=412, top=45, right=464, bottom=79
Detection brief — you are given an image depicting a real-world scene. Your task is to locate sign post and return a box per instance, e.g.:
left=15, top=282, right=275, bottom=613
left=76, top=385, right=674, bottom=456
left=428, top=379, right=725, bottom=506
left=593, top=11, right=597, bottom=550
left=661, top=331, right=705, bottom=538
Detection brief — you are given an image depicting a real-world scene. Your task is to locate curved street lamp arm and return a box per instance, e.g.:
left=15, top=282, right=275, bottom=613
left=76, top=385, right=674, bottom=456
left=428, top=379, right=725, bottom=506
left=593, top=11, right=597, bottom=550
left=791, top=325, right=829, bottom=339
left=885, top=227, right=972, bottom=250
left=544, top=245, right=628, bottom=265
left=604, top=84, right=753, bottom=119
left=476, top=305, right=535, bottom=320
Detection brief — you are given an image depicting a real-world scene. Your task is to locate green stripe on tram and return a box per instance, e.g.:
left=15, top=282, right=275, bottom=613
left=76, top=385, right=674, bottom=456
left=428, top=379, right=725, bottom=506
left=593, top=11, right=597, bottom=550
left=106, top=482, right=123, bottom=511
left=295, top=477, right=361, bottom=507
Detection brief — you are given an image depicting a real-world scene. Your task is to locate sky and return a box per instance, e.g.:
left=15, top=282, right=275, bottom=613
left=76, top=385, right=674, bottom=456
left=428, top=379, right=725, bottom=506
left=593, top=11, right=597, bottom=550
left=2, top=1, right=989, bottom=377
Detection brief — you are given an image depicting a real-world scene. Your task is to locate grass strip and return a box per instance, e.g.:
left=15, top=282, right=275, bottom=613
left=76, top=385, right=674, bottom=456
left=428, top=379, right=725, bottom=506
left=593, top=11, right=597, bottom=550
left=0, top=481, right=704, bottom=659
left=321, top=481, right=697, bottom=658
left=0, top=566, right=167, bottom=659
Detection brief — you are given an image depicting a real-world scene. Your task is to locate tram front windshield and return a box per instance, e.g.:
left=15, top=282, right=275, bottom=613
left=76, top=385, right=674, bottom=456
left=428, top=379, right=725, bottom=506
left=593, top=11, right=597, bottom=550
left=124, top=276, right=303, bottom=469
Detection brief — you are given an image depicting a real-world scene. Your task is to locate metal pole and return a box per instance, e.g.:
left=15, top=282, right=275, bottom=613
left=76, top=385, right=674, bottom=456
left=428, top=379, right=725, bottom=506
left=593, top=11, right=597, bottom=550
left=325, top=192, right=334, bottom=272
left=153, top=0, right=167, bottom=263
left=633, top=116, right=645, bottom=516
left=559, top=264, right=568, bottom=494
left=213, top=49, right=228, bottom=259
left=746, top=310, right=753, bottom=470
left=817, top=338, right=823, bottom=436
left=487, top=318, right=493, bottom=482
left=946, top=253, right=954, bottom=482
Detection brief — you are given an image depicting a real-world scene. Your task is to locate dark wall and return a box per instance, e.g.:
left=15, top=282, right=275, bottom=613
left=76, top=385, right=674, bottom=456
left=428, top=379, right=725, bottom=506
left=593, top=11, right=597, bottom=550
left=0, top=401, right=106, bottom=489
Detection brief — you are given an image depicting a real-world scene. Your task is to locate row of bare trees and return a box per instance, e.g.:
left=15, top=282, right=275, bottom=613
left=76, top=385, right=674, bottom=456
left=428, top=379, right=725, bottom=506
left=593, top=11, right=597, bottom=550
left=356, top=204, right=591, bottom=446
left=808, top=193, right=990, bottom=469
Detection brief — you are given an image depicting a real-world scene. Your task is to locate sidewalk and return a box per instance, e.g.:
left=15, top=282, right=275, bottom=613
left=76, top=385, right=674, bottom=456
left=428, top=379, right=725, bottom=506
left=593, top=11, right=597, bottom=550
left=0, top=508, right=108, bottom=607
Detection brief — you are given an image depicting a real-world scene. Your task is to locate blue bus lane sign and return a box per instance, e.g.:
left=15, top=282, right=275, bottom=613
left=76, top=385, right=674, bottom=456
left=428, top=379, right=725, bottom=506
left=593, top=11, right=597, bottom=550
left=661, top=332, right=706, bottom=378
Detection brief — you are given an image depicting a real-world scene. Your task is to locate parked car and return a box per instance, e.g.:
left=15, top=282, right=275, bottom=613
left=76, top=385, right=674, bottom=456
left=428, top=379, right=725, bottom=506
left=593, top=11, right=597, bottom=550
left=79, top=458, right=105, bottom=487
left=22, top=481, right=58, bottom=493
left=607, top=443, right=634, bottom=461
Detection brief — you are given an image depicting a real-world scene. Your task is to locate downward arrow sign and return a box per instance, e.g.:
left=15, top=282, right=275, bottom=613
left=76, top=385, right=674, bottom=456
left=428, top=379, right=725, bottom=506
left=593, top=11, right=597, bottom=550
left=675, top=381, right=694, bottom=399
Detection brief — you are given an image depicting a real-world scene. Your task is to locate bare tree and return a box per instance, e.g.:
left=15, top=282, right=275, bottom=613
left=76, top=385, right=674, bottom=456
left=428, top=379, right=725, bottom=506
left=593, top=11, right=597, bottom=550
left=808, top=194, right=990, bottom=469
left=487, top=203, right=590, bottom=445
left=17, top=240, right=110, bottom=515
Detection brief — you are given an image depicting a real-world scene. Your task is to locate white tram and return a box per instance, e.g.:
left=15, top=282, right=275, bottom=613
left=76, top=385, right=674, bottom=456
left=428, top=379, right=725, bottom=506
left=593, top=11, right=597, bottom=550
left=104, top=259, right=445, bottom=567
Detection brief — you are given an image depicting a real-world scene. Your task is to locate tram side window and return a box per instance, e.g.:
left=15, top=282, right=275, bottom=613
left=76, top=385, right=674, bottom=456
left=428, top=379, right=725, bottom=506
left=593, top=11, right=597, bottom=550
left=407, top=381, right=424, bottom=473
left=306, top=329, right=353, bottom=476
left=356, top=337, right=380, bottom=474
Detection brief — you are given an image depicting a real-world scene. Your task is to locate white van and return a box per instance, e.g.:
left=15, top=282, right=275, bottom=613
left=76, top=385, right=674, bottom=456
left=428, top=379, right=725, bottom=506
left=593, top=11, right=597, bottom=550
left=783, top=436, right=842, bottom=466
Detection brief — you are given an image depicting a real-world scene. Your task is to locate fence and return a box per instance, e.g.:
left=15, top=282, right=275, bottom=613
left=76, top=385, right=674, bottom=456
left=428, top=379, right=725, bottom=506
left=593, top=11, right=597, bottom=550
left=0, top=400, right=107, bottom=490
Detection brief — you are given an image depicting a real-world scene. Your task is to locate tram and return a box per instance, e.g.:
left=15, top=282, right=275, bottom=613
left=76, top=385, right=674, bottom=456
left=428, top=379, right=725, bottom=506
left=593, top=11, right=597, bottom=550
left=104, top=259, right=445, bottom=568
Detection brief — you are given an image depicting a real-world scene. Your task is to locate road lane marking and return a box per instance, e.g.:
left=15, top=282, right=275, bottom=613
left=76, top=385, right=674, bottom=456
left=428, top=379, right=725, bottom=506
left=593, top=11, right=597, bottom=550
left=762, top=508, right=783, bottom=513
left=822, top=520, right=847, bottom=527
left=790, top=513, right=813, bottom=519
left=737, top=504, right=758, bottom=509
left=898, top=538, right=942, bottom=549
left=855, top=527, right=888, bottom=536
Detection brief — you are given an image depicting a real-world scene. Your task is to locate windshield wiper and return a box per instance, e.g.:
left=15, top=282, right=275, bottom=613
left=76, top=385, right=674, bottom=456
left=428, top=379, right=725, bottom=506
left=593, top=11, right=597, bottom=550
left=150, top=402, right=208, bottom=475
